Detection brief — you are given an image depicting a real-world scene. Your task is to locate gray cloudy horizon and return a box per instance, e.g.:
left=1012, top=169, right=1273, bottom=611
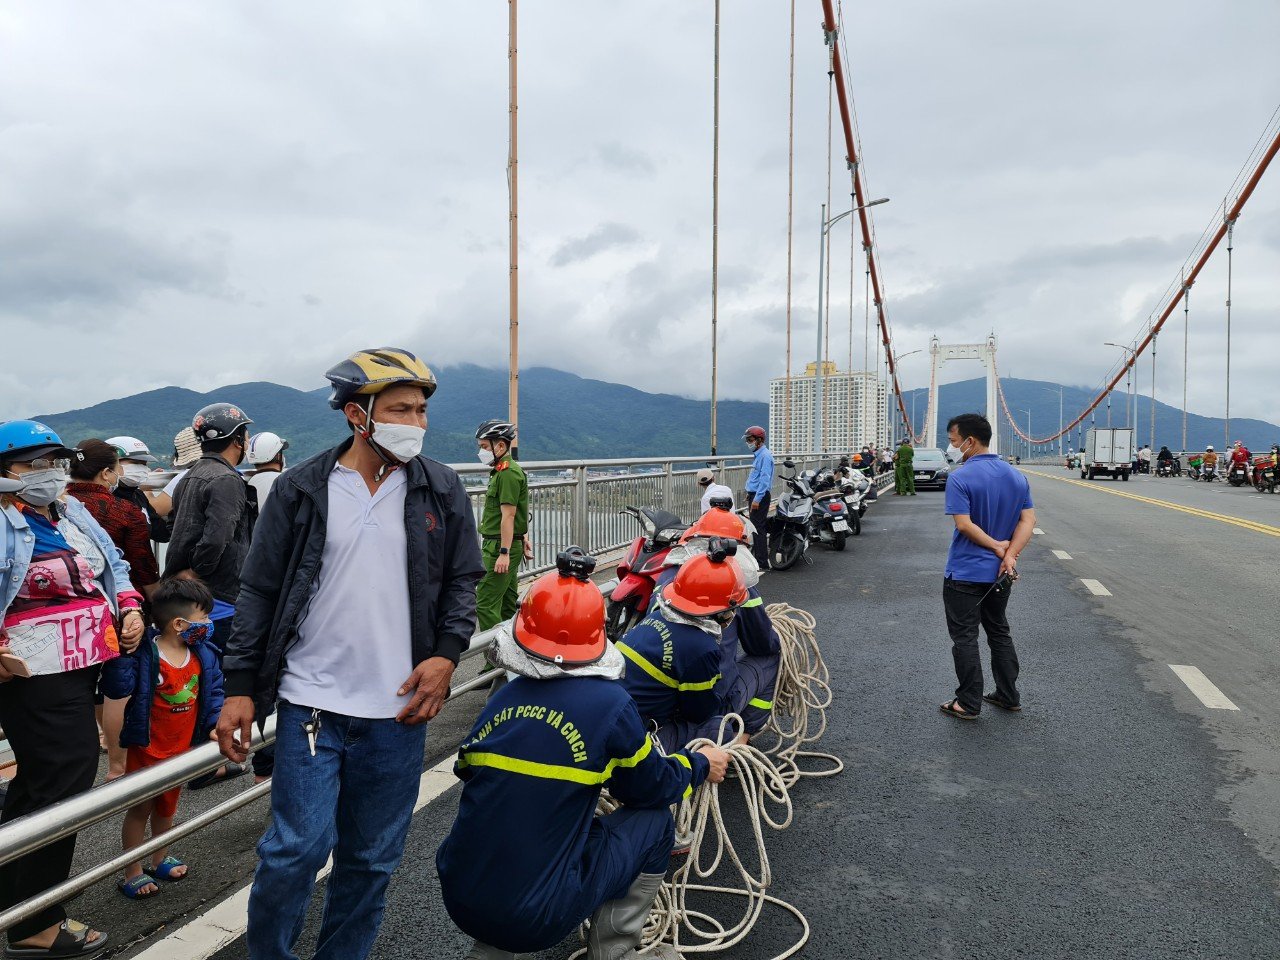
left=2, top=1, right=1279, bottom=430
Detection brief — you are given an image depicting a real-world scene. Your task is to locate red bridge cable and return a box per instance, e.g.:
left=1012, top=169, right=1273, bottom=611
left=994, top=118, right=1280, bottom=446
left=818, top=0, right=915, bottom=441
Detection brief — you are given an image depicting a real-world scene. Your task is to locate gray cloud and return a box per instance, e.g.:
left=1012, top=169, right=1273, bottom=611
left=550, top=222, right=642, bottom=267
left=0, top=0, right=1277, bottom=431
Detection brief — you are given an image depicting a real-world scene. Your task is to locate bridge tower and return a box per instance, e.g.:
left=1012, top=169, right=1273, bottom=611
left=925, top=335, right=1000, bottom=454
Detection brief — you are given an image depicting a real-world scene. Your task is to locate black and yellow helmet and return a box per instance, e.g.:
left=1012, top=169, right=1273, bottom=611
left=325, top=348, right=437, bottom=410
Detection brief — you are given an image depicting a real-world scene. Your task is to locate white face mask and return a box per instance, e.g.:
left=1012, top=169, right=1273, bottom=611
left=477, top=447, right=496, bottom=466
left=949, top=438, right=975, bottom=462
left=370, top=420, right=425, bottom=462
left=13, top=468, right=68, bottom=507
left=118, top=462, right=153, bottom=488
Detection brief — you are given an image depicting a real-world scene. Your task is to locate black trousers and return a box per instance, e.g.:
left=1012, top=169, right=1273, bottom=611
left=0, top=667, right=100, bottom=943
left=748, top=491, right=771, bottom=567
left=942, top=577, right=1020, bottom=714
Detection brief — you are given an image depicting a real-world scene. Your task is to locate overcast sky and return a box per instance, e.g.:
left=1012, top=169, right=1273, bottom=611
left=2, top=1, right=1278, bottom=430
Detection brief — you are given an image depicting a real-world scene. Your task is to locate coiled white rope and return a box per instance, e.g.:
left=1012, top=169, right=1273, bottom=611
left=573, top=604, right=838, bottom=959
left=755, top=603, right=843, bottom=786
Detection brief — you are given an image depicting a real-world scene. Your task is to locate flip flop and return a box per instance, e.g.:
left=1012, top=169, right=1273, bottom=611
left=117, top=873, right=160, bottom=899
left=150, top=856, right=188, bottom=882
left=982, top=692, right=1023, bottom=712
left=188, top=761, right=248, bottom=790
left=5, top=919, right=109, bottom=957
left=939, top=698, right=978, bottom=720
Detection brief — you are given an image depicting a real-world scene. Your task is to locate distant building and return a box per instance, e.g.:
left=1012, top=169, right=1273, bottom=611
left=769, top=362, right=887, bottom=454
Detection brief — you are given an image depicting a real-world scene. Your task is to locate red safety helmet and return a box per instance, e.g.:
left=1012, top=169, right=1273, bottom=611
left=680, top=507, right=748, bottom=545
left=662, top=542, right=748, bottom=617
left=743, top=425, right=766, bottom=443
left=513, top=548, right=607, bottom=666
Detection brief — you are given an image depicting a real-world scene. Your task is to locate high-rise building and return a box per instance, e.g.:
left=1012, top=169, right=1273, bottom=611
left=769, top=362, right=887, bottom=454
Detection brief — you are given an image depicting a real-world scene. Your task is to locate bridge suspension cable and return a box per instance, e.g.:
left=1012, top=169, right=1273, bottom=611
left=993, top=105, right=1280, bottom=446
left=817, top=0, right=917, bottom=443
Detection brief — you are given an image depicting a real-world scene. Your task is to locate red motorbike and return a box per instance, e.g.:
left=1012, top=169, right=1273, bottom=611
left=606, top=506, right=687, bottom=640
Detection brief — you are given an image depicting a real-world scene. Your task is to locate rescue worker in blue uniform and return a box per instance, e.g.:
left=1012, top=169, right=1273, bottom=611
left=436, top=549, right=730, bottom=960
left=642, top=510, right=782, bottom=745
left=619, top=538, right=773, bottom=752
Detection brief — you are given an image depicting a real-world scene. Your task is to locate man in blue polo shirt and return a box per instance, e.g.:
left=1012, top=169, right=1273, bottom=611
left=939, top=413, right=1036, bottom=720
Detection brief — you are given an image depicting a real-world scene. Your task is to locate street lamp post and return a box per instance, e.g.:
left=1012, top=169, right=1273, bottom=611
left=1105, top=342, right=1137, bottom=431
left=890, top=348, right=922, bottom=442
left=816, top=197, right=889, bottom=453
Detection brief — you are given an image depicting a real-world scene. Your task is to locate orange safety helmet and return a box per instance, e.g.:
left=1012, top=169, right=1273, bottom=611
left=680, top=506, right=748, bottom=545
left=662, top=540, right=748, bottom=617
left=513, top=548, right=607, bottom=666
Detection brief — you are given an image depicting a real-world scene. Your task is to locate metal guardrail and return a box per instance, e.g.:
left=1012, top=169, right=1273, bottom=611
left=0, top=448, right=856, bottom=931
left=453, top=452, right=833, bottom=574
left=0, top=582, right=615, bottom=930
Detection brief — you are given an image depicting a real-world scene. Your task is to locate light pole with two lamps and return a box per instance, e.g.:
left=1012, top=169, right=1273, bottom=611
left=1104, top=342, right=1137, bottom=431
left=815, top=197, right=889, bottom=452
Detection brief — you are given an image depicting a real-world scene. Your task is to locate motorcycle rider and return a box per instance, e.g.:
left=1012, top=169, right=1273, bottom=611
left=435, top=549, right=728, bottom=960
left=1201, top=445, right=1218, bottom=478
left=1228, top=440, right=1252, bottom=482
left=1156, top=445, right=1174, bottom=476
left=742, top=426, right=774, bottom=569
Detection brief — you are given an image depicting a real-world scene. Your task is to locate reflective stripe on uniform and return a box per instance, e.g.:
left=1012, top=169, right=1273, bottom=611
left=457, top=735, right=654, bottom=785
left=616, top=642, right=721, bottom=692
left=748, top=697, right=773, bottom=711
left=741, top=596, right=763, bottom=608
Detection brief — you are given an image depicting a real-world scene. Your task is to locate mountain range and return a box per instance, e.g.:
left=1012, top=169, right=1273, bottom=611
left=31, top=365, right=769, bottom=464
left=30, top=368, right=1279, bottom=465
left=903, top=378, right=1280, bottom=454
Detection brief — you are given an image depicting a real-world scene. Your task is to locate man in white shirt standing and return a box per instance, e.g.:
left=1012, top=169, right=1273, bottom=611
left=696, top=468, right=735, bottom=514
left=217, top=348, right=484, bottom=960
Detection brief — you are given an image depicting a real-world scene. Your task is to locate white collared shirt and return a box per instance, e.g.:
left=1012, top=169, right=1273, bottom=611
left=278, top=465, right=413, bottom=719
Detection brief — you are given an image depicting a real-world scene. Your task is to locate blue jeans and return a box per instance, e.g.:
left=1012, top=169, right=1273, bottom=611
left=246, top=702, right=427, bottom=960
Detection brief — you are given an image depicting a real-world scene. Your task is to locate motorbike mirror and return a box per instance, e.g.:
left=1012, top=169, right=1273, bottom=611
left=783, top=459, right=796, bottom=469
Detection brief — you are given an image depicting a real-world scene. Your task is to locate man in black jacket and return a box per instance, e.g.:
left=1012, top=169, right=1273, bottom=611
left=164, top=402, right=256, bottom=648
left=217, top=348, right=484, bottom=960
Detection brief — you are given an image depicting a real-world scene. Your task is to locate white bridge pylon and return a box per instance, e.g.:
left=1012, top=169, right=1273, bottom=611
left=923, top=335, right=999, bottom=455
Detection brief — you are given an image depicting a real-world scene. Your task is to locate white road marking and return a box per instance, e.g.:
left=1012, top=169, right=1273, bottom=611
left=1032, top=527, right=1045, bottom=535
left=1080, top=578, right=1111, bottom=596
left=1051, top=549, right=1072, bottom=560
left=130, top=752, right=461, bottom=960
left=1168, top=665, right=1240, bottom=711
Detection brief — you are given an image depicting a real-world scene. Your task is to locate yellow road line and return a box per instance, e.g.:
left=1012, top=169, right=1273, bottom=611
left=1023, top=469, right=1280, bottom=539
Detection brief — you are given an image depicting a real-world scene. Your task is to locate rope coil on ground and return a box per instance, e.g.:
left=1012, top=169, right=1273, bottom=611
left=576, top=604, right=838, bottom=958
left=756, top=603, right=844, bottom=785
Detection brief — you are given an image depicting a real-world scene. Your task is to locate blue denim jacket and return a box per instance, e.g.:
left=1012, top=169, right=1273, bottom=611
left=1, top=496, right=138, bottom=619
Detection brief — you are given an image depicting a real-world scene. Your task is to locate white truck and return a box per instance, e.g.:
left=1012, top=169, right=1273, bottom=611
left=1081, top=427, right=1135, bottom=481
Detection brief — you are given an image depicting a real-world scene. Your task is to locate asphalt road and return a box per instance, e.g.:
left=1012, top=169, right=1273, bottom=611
left=61, top=479, right=1280, bottom=957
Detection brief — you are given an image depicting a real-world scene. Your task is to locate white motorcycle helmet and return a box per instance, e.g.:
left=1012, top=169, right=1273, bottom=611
left=247, top=432, right=289, bottom=466
left=106, top=436, right=158, bottom=464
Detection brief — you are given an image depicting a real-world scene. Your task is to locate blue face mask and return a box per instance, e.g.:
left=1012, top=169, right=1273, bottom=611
left=178, top=619, right=214, bottom=646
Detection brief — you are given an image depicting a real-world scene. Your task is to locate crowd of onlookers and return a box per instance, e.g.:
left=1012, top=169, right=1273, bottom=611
left=0, top=407, right=288, bottom=953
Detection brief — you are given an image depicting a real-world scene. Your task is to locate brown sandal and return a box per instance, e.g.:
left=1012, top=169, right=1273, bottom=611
left=939, top=698, right=978, bottom=720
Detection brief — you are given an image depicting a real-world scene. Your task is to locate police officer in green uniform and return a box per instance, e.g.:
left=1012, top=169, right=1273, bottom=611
left=475, top=420, right=530, bottom=631
left=894, top=438, right=917, bottom=496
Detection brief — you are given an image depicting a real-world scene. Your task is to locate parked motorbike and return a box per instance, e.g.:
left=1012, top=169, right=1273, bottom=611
left=606, top=506, right=686, bottom=640
left=768, top=461, right=813, bottom=571
left=838, top=477, right=865, bottom=535
left=1201, top=463, right=1218, bottom=482
left=807, top=486, right=852, bottom=551
left=1155, top=459, right=1173, bottom=477
left=1226, top=462, right=1251, bottom=487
